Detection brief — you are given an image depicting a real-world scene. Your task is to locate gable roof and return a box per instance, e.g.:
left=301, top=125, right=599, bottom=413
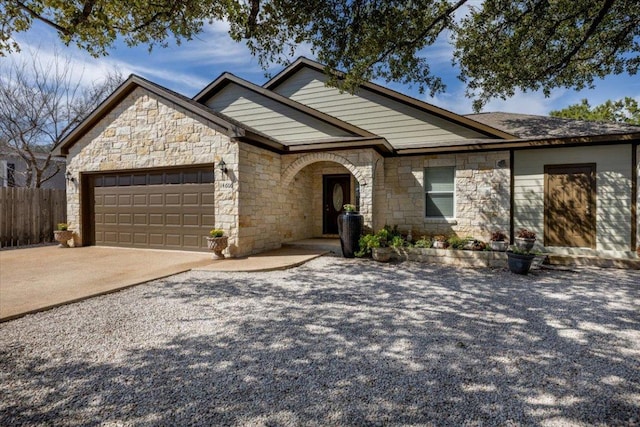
left=466, top=112, right=640, bottom=139
left=194, top=72, right=393, bottom=153
left=264, top=57, right=517, bottom=141
left=194, top=72, right=379, bottom=138
left=53, top=74, right=282, bottom=156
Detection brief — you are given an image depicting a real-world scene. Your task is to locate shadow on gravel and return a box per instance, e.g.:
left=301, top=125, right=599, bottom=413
left=1, top=258, right=639, bottom=426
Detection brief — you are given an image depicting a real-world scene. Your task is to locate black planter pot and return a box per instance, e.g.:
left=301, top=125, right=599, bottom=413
left=337, top=211, right=363, bottom=258
left=506, top=251, right=536, bottom=275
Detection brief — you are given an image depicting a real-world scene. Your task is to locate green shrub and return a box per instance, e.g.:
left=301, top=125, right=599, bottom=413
left=356, top=226, right=402, bottom=256
left=414, top=236, right=432, bottom=248
left=209, top=229, right=224, bottom=237
left=447, top=235, right=468, bottom=250
left=355, top=233, right=380, bottom=257
left=390, top=235, right=405, bottom=248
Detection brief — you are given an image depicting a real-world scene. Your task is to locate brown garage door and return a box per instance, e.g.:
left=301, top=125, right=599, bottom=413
left=91, top=167, right=215, bottom=251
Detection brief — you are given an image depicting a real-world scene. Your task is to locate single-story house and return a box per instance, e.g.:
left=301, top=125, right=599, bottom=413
left=53, top=57, right=640, bottom=259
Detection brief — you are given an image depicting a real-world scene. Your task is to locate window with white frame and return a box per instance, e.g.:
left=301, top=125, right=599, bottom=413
left=424, top=166, right=455, bottom=218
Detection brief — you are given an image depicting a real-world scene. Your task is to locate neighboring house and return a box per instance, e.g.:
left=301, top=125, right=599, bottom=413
left=53, top=58, right=640, bottom=259
left=0, top=146, right=66, bottom=189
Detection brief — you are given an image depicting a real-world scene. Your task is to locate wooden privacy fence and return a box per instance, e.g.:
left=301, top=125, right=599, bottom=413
left=0, top=188, right=67, bottom=248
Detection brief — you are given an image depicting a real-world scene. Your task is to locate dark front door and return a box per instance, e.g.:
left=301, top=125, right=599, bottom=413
left=544, top=164, right=596, bottom=248
left=323, top=174, right=351, bottom=234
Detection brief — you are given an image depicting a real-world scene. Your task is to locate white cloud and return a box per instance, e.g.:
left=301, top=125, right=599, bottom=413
left=169, top=21, right=260, bottom=67
left=423, top=85, right=569, bottom=116
left=481, top=89, right=567, bottom=115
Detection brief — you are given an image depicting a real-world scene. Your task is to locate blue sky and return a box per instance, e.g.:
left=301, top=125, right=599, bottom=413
left=9, top=19, right=640, bottom=116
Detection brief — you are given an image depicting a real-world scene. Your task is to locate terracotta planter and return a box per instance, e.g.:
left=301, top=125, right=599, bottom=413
left=507, top=251, right=535, bottom=275
left=372, top=247, right=392, bottom=262
left=490, top=240, right=508, bottom=251
left=53, top=230, right=74, bottom=248
left=515, top=237, right=535, bottom=251
left=337, top=211, right=363, bottom=258
left=206, top=236, right=229, bottom=259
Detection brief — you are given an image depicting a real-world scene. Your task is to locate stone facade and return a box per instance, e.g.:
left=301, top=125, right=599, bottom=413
left=281, top=150, right=379, bottom=229
left=391, top=247, right=509, bottom=268
left=236, top=142, right=283, bottom=255
left=66, top=87, right=236, bottom=249
left=378, top=152, right=510, bottom=241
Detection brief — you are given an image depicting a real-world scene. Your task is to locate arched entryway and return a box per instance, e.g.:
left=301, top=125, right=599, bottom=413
left=280, top=152, right=373, bottom=242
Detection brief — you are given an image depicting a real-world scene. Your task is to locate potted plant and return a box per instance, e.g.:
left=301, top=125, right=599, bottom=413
left=206, top=229, right=228, bottom=259
left=53, top=223, right=73, bottom=248
left=337, top=203, right=363, bottom=258
left=506, top=248, right=536, bottom=275
left=433, top=235, right=448, bottom=249
left=371, top=227, right=393, bottom=262
left=355, top=228, right=392, bottom=262
left=515, top=228, right=536, bottom=251
left=469, top=239, right=487, bottom=251
left=490, top=231, right=508, bottom=251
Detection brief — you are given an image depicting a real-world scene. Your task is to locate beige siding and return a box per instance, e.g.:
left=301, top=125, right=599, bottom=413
left=272, top=67, right=490, bottom=149
left=514, top=145, right=634, bottom=256
left=205, top=84, right=354, bottom=143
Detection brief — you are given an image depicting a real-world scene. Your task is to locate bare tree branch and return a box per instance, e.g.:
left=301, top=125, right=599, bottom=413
left=0, top=48, right=123, bottom=187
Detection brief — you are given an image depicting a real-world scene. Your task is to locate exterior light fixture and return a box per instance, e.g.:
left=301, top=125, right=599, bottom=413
left=218, top=159, right=228, bottom=174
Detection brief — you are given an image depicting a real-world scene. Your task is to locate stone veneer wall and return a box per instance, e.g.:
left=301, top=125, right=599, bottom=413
left=280, top=166, right=314, bottom=242
left=372, top=152, right=386, bottom=232
left=380, top=152, right=510, bottom=241
left=236, top=142, right=285, bottom=255
left=281, top=150, right=378, bottom=229
left=66, top=87, right=237, bottom=249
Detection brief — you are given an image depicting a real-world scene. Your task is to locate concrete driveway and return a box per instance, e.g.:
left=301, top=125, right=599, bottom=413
left=0, top=246, right=212, bottom=321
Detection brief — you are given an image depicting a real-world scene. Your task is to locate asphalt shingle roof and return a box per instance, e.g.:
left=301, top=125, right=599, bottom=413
left=465, top=112, right=640, bottom=139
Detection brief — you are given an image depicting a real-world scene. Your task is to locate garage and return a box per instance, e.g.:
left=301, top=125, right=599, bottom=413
left=87, top=167, right=215, bottom=252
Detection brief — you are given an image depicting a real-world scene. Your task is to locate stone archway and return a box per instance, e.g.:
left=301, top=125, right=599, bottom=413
left=281, top=152, right=367, bottom=188
left=280, top=152, right=374, bottom=237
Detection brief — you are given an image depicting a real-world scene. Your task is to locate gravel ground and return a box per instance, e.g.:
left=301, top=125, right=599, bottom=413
left=1, top=256, right=639, bottom=427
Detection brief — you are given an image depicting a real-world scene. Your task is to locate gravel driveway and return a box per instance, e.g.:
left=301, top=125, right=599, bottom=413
left=1, top=257, right=639, bottom=426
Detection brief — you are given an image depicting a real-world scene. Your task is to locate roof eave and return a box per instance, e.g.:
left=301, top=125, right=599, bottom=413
left=285, top=137, right=394, bottom=154
left=395, top=132, right=640, bottom=155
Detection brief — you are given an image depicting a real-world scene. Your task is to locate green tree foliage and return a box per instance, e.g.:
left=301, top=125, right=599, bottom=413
left=2, top=1, right=639, bottom=110
left=549, top=98, right=640, bottom=125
